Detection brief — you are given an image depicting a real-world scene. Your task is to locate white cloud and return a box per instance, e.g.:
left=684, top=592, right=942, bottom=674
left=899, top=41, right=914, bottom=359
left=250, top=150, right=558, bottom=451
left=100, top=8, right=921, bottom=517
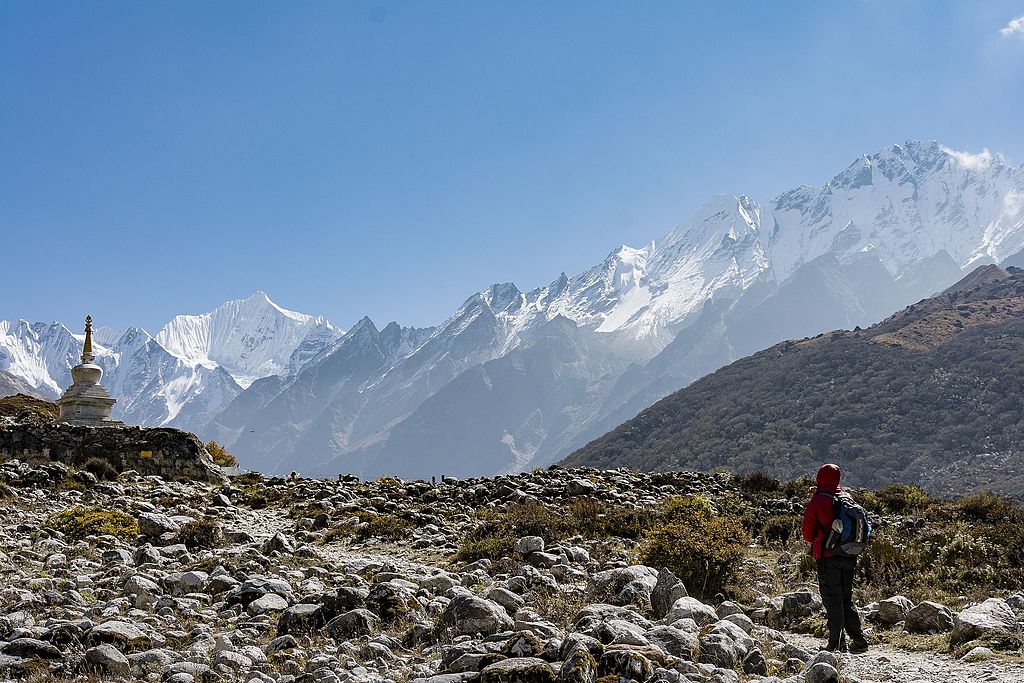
left=1000, top=15, right=1024, bottom=38
left=940, top=145, right=995, bottom=171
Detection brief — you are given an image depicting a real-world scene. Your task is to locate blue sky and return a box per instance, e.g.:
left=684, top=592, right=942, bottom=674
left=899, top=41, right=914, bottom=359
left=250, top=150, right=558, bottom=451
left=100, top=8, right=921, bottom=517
left=2, top=1, right=1023, bottom=333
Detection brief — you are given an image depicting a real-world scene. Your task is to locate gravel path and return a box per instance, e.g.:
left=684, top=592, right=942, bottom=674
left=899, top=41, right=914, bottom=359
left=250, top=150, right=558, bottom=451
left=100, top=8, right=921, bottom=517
left=785, top=632, right=1024, bottom=683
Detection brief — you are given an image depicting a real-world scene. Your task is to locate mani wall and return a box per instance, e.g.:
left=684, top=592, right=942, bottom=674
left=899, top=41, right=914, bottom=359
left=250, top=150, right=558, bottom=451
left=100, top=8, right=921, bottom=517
left=0, top=422, right=226, bottom=483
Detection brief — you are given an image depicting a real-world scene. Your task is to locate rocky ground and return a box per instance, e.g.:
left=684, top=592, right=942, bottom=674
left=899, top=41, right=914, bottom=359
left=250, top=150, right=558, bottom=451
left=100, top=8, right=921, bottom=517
left=0, top=461, right=1022, bottom=683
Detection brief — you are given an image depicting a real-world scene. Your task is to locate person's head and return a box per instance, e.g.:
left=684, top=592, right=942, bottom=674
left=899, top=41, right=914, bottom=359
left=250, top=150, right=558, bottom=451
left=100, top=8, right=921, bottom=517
left=816, top=463, right=841, bottom=491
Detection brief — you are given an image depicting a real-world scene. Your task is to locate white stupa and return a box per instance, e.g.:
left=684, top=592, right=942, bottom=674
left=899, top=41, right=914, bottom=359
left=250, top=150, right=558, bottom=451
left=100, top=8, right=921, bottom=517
left=57, top=315, right=121, bottom=426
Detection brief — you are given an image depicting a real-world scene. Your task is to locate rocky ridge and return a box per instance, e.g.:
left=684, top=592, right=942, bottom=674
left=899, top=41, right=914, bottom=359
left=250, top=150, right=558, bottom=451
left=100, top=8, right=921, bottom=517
left=0, top=463, right=1022, bottom=683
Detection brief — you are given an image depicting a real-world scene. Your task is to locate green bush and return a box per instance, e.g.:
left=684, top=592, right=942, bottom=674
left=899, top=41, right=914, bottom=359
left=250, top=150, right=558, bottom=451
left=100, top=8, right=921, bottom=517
left=455, top=533, right=516, bottom=563
left=779, top=476, right=815, bottom=500
left=83, top=456, right=119, bottom=481
left=736, top=469, right=781, bottom=494
left=761, top=515, right=801, bottom=547
left=323, top=511, right=413, bottom=543
left=177, top=518, right=223, bottom=549
left=49, top=508, right=138, bottom=541
left=638, top=496, right=749, bottom=599
left=563, top=499, right=656, bottom=540
left=955, top=491, right=1023, bottom=524
left=357, top=512, right=412, bottom=541
left=873, top=484, right=934, bottom=514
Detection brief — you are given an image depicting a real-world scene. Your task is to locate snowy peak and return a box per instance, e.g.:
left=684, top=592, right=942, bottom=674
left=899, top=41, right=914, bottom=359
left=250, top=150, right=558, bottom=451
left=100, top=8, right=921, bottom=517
left=155, top=292, right=342, bottom=387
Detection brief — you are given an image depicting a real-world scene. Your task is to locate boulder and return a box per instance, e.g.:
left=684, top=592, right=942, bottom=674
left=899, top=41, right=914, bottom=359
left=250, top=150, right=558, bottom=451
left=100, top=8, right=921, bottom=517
left=438, top=594, right=514, bottom=636
left=952, top=598, right=1017, bottom=644
left=325, top=609, right=381, bottom=640
left=905, top=601, right=955, bottom=633
left=804, top=662, right=840, bottom=683
left=86, top=644, right=131, bottom=677
left=665, top=597, right=718, bottom=626
left=366, top=582, right=420, bottom=623
left=277, top=603, right=325, bottom=634
left=480, top=657, right=556, bottom=683
left=877, top=596, right=913, bottom=625
left=515, top=537, right=545, bottom=555
left=650, top=568, right=687, bottom=619
left=87, top=620, right=154, bottom=651
left=247, top=593, right=289, bottom=615
left=556, top=647, right=597, bottom=683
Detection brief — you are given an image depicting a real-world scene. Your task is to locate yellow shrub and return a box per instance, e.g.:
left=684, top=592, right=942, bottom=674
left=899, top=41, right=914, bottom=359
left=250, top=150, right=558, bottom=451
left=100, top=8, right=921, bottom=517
left=49, top=508, right=138, bottom=541
left=206, top=441, right=238, bottom=467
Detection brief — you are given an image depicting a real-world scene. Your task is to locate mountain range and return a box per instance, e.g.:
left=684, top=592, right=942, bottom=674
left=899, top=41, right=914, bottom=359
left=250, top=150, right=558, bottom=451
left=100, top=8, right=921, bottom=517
left=3, top=140, right=1023, bottom=478
left=564, top=264, right=1024, bottom=493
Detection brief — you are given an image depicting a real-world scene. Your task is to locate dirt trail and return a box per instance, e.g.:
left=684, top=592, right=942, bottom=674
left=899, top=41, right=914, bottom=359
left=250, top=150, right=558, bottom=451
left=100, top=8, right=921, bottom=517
left=785, top=632, right=1024, bottom=683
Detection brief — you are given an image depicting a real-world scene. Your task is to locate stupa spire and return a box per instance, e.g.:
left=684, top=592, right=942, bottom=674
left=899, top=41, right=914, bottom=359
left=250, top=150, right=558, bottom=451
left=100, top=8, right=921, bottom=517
left=82, top=315, right=94, bottom=364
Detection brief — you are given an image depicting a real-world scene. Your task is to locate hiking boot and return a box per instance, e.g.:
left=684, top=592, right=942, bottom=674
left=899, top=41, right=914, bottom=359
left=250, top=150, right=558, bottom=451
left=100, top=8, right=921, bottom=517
left=848, top=636, right=869, bottom=654
left=824, top=641, right=843, bottom=652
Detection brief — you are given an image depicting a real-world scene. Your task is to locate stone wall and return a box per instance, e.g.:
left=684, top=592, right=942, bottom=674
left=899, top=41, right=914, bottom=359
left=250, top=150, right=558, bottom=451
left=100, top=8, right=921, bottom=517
left=0, top=422, right=226, bottom=483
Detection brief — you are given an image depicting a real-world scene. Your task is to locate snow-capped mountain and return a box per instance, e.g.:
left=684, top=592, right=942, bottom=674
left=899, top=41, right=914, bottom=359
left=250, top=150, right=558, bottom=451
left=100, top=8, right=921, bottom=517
left=0, top=293, right=341, bottom=432
left=339, top=140, right=1024, bottom=477
left=4, top=140, right=1022, bottom=479
left=155, top=292, right=342, bottom=388
left=518, top=141, right=1024, bottom=345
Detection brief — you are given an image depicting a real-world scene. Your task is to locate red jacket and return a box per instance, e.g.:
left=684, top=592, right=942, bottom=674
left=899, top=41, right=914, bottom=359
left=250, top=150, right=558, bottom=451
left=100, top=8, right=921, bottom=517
left=802, top=463, right=842, bottom=560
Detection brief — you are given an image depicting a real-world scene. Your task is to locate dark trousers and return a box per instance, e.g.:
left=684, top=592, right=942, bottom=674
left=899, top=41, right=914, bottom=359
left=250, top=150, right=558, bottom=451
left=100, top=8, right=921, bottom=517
left=816, top=556, right=864, bottom=647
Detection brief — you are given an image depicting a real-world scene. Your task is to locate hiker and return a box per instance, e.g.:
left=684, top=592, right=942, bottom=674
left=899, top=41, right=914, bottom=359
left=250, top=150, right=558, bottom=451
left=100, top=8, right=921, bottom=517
left=802, top=463, right=870, bottom=653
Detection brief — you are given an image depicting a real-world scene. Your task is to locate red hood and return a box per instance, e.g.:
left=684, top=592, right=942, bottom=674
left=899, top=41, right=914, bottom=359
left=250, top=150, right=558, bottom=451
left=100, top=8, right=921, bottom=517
left=816, top=463, right=841, bottom=492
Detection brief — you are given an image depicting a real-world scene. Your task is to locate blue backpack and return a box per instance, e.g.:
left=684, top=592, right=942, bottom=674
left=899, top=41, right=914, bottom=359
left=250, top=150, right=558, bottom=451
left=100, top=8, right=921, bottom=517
left=820, top=491, right=872, bottom=556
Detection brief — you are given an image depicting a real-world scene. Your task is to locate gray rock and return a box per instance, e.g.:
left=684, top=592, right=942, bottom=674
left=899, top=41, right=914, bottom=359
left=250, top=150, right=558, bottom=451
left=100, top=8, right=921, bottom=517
left=86, top=644, right=131, bottom=677
left=247, top=593, right=289, bottom=615
left=905, top=601, right=955, bottom=633
left=87, top=620, right=154, bottom=651
left=137, top=511, right=180, bottom=538
left=325, top=609, right=381, bottom=639
left=480, top=657, right=556, bottom=683
left=804, top=661, right=839, bottom=683
left=515, top=537, right=545, bottom=555
left=439, top=594, right=514, bottom=636
left=665, top=597, right=717, bottom=626
left=650, top=568, right=688, bottom=619
left=952, top=598, right=1017, bottom=644
left=1, top=638, right=62, bottom=659
left=877, top=596, right=913, bottom=625
left=645, top=625, right=697, bottom=659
